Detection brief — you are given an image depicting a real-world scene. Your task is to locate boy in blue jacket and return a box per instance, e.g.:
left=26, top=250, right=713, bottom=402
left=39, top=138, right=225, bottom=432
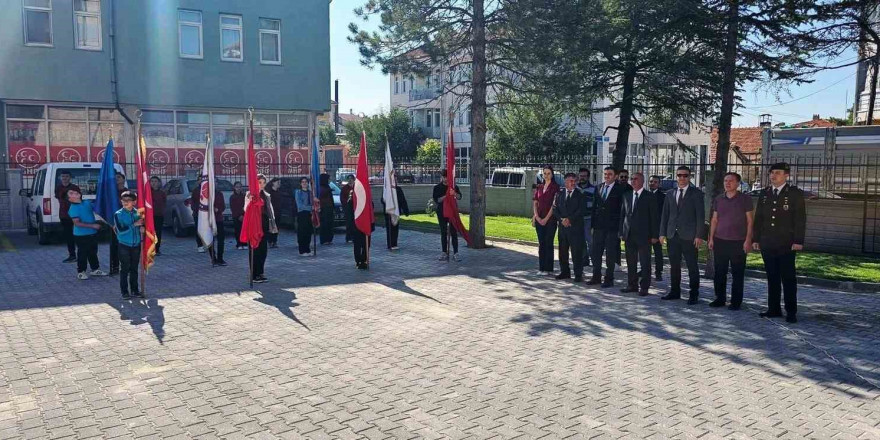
left=114, top=191, right=144, bottom=299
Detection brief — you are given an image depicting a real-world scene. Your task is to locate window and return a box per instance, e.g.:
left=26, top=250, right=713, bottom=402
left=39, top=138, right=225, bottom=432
left=178, top=10, right=202, bottom=59
left=259, top=18, right=281, bottom=65
left=73, top=0, right=101, bottom=50
left=426, top=110, right=432, bottom=128
left=394, top=77, right=399, bottom=94
left=23, top=0, right=53, bottom=46
left=465, top=105, right=471, bottom=126
left=402, top=78, right=406, bottom=93
left=458, top=108, right=464, bottom=126
left=434, top=110, right=440, bottom=128
left=220, top=14, right=242, bottom=62
left=425, top=74, right=431, bottom=89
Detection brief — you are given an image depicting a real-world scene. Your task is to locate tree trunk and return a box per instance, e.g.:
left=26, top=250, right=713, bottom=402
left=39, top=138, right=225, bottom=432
left=868, top=51, right=879, bottom=125
left=611, top=64, right=637, bottom=171
left=469, top=0, right=488, bottom=249
left=713, top=0, right=739, bottom=198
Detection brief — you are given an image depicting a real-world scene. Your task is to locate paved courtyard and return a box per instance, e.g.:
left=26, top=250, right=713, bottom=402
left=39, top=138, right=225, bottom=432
left=0, top=226, right=879, bottom=439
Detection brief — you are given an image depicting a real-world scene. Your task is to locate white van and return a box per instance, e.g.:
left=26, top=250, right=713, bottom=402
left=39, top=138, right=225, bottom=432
left=489, top=167, right=565, bottom=188
left=19, top=162, right=125, bottom=244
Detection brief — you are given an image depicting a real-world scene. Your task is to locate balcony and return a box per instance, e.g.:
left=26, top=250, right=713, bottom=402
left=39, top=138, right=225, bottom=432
left=409, top=88, right=440, bottom=102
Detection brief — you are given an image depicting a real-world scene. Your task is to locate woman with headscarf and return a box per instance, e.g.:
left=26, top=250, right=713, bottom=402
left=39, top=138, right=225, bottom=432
left=247, top=174, right=278, bottom=283
left=381, top=170, right=410, bottom=250
left=294, top=177, right=314, bottom=256
left=266, top=178, right=282, bottom=248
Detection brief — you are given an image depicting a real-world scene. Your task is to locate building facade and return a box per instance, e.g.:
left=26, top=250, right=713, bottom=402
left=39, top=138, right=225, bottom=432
left=1, top=0, right=330, bottom=182
left=389, top=66, right=711, bottom=174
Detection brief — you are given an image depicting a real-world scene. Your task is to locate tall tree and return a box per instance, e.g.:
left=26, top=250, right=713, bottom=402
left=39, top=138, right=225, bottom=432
left=349, top=0, right=526, bottom=249
left=506, top=0, right=722, bottom=171
left=343, top=108, right=426, bottom=159
left=487, top=94, right=593, bottom=159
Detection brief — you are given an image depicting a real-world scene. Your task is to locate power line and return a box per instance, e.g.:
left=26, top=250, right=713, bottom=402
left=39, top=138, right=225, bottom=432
left=744, top=72, right=857, bottom=109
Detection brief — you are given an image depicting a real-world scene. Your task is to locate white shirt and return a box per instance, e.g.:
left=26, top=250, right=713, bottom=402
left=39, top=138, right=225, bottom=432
left=601, top=181, right=615, bottom=198
left=675, top=185, right=688, bottom=203
left=771, top=183, right=787, bottom=195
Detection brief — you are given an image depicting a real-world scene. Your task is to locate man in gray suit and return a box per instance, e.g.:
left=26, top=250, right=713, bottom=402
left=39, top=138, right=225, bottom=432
left=659, top=166, right=705, bottom=304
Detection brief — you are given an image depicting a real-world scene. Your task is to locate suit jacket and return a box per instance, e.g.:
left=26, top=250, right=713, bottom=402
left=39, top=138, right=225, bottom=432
left=660, top=185, right=705, bottom=241
left=649, top=188, right=665, bottom=226
left=592, top=182, right=626, bottom=231
left=620, top=189, right=659, bottom=245
left=554, top=188, right=585, bottom=237
left=753, top=184, right=806, bottom=251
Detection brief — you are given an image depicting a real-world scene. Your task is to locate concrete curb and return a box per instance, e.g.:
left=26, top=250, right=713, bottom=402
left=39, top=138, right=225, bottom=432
left=395, top=223, right=880, bottom=293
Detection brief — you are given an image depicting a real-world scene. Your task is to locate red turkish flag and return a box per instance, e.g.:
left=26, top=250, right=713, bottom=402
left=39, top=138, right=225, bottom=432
left=353, top=131, right=374, bottom=236
left=240, top=117, right=264, bottom=248
left=445, top=126, right=471, bottom=245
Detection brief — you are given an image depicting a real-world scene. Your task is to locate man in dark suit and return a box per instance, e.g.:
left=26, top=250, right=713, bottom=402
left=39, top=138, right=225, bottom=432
left=588, top=166, right=626, bottom=287
left=753, top=162, right=806, bottom=323
left=659, top=166, right=705, bottom=304
left=619, top=173, right=659, bottom=296
left=648, top=175, right=666, bottom=280
left=554, top=173, right=586, bottom=282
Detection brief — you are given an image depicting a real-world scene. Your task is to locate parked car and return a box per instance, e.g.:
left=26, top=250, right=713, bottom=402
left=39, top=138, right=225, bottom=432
left=489, top=167, right=565, bottom=188
left=161, top=178, right=236, bottom=237
left=275, top=177, right=346, bottom=229
left=368, top=171, right=415, bottom=185
left=335, top=168, right=356, bottom=183
left=19, top=162, right=125, bottom=244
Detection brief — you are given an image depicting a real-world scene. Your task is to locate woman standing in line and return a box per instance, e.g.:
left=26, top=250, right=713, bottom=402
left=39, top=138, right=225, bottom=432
left=294, top=177, right=314, bottom=256
left=318, top=174, right=335, bottom=245
left=266, top=178, right=282, bottom=248
left=533, top=166, right=560, bottom=274
left=248, top=174, right=277, bottom=283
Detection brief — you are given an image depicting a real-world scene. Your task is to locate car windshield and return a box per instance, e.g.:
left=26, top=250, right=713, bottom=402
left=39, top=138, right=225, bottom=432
left=56, top=168, right=101, bottom=196
left=187, top=179, right=234, bottom=193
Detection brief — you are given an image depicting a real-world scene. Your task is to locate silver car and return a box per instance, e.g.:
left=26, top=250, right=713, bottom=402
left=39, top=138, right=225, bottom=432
left=161, top=179, right=236, bottom=237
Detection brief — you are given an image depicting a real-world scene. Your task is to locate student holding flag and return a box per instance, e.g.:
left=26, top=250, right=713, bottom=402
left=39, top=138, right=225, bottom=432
left=197, top=133, right=220, bottom=266
left=381, top=140, right=409, bottom=250
left=114, top=191, right=143, bottom=299
left=434, top=126, right=471, bottom=261
left=352, top=131, right=374, bottom=269
left=133, top=124, right=158, bottom=296
left=241, top=113, right=278, bottom=284
left=93, top=137, right=121, bottom=271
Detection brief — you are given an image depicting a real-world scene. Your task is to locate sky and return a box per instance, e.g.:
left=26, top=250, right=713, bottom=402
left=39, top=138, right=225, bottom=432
left=330, top=0, right=860, bottom=127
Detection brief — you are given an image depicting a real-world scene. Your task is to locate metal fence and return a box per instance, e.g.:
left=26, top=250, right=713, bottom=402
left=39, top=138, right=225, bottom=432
left=5, top=154, right=880, bottom=200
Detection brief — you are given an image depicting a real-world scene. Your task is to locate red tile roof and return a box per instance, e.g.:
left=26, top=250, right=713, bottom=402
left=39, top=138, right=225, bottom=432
left=710, top=127, right=763, bottom=161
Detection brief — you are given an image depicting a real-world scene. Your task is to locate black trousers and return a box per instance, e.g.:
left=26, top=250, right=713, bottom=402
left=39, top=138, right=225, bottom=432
left=109, top=233, right=119, bottom=272
left=762, top=249, right=797, bottom=316
left=668, top=236, right=700, bottom=297
left=153, top=216, right=164, bottom=252
left=320, top=208, right=334, bottom=244
left=652, top=240, right=664, bottom=277
left=353, top=229, right=368, bottom=265
left=385, top=214, right=400, bottom=249
left=591, top=228, right=620, bottom=282
left=118, top=243, right=140, bottom=294
left=234, top=218, right=244, bottom=247
left=251, top=236, right=268, bottom=278
left=625, top=239, right=652, bottom=291
left=713, top=239, right=746, bottom=306
left=213, top=221, right=225, bottom=261
left=75, top=234, right=99, bottom=273
left=439, top=216, right=459, bottom=254
left=558, top=225, right=583, bottom=278
left=61, top=218, right=75, bottom=257
left=535, top=221, right=557, bottom=272
left=344, top=207, right=354, bottom=242
left=193, top=214, right=204, bottom=247
left=296, top=211, right=313, bottom=254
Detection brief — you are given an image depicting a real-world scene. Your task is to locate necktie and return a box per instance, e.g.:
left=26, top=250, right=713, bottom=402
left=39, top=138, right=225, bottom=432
left=633, top=192, right=638, bottom=212
left=602, top=185, right=609, bottom=200
left=677, top=188, right=684, bottom=209
left=567, top=190, right=572, bottom=200
left=774, top=188, right=779, bottom=197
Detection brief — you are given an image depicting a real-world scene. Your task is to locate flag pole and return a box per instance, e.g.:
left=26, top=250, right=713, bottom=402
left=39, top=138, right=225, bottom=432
left=248, top=107, right=255, bottom=288
left=137, top=113, right=146, bottom=296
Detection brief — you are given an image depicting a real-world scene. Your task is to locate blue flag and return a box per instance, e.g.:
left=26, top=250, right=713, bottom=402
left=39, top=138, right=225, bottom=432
left=311, top=129, right=321, bottom=199
left=93, top=138, right=120, bottom=223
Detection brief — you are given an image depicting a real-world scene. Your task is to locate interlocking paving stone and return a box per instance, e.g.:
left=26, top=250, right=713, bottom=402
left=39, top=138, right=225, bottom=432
left=0, top=228, right=879, bottom=439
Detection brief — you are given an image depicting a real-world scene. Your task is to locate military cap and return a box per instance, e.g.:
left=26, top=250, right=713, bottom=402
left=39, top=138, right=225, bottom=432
left=769, top=162, right=790, bottom=172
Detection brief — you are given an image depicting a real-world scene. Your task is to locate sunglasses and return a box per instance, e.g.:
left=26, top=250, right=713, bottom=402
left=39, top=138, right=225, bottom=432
left=676, top=174, right=690, bottom=178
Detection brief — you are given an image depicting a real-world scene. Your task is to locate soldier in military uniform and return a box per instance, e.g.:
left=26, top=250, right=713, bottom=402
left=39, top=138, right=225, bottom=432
left=752, top=162, right=806, bottom=323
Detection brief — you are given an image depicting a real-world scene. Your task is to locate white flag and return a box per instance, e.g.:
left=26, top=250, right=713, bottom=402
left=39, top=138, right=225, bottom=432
left=197, top=134, right=217, bottom=249
left=382, top=138, right=400, bottom=226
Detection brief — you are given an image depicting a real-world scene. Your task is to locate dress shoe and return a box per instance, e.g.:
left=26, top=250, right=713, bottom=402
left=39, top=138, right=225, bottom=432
left=620, top=286, right=639, bottom=293
left=555, top=273, right=571, bottom=280
left=728, top=304, right=741, bottom=311
left=687, top=298, right=699, bottom=305
left=708, top=299, right=726, bottom=308
left=759, top=310, right=784, bottom=318
left=600, top=281, right=614, bottom=288
left=585, top=278, right=602, bottom=286
left=786, top=315, right=798, bottom=323
left=660, top=293, right=681, bottom=300
left=574, top=276, right=583, bottom=283
left=638, top=290, right=649, bottom=297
